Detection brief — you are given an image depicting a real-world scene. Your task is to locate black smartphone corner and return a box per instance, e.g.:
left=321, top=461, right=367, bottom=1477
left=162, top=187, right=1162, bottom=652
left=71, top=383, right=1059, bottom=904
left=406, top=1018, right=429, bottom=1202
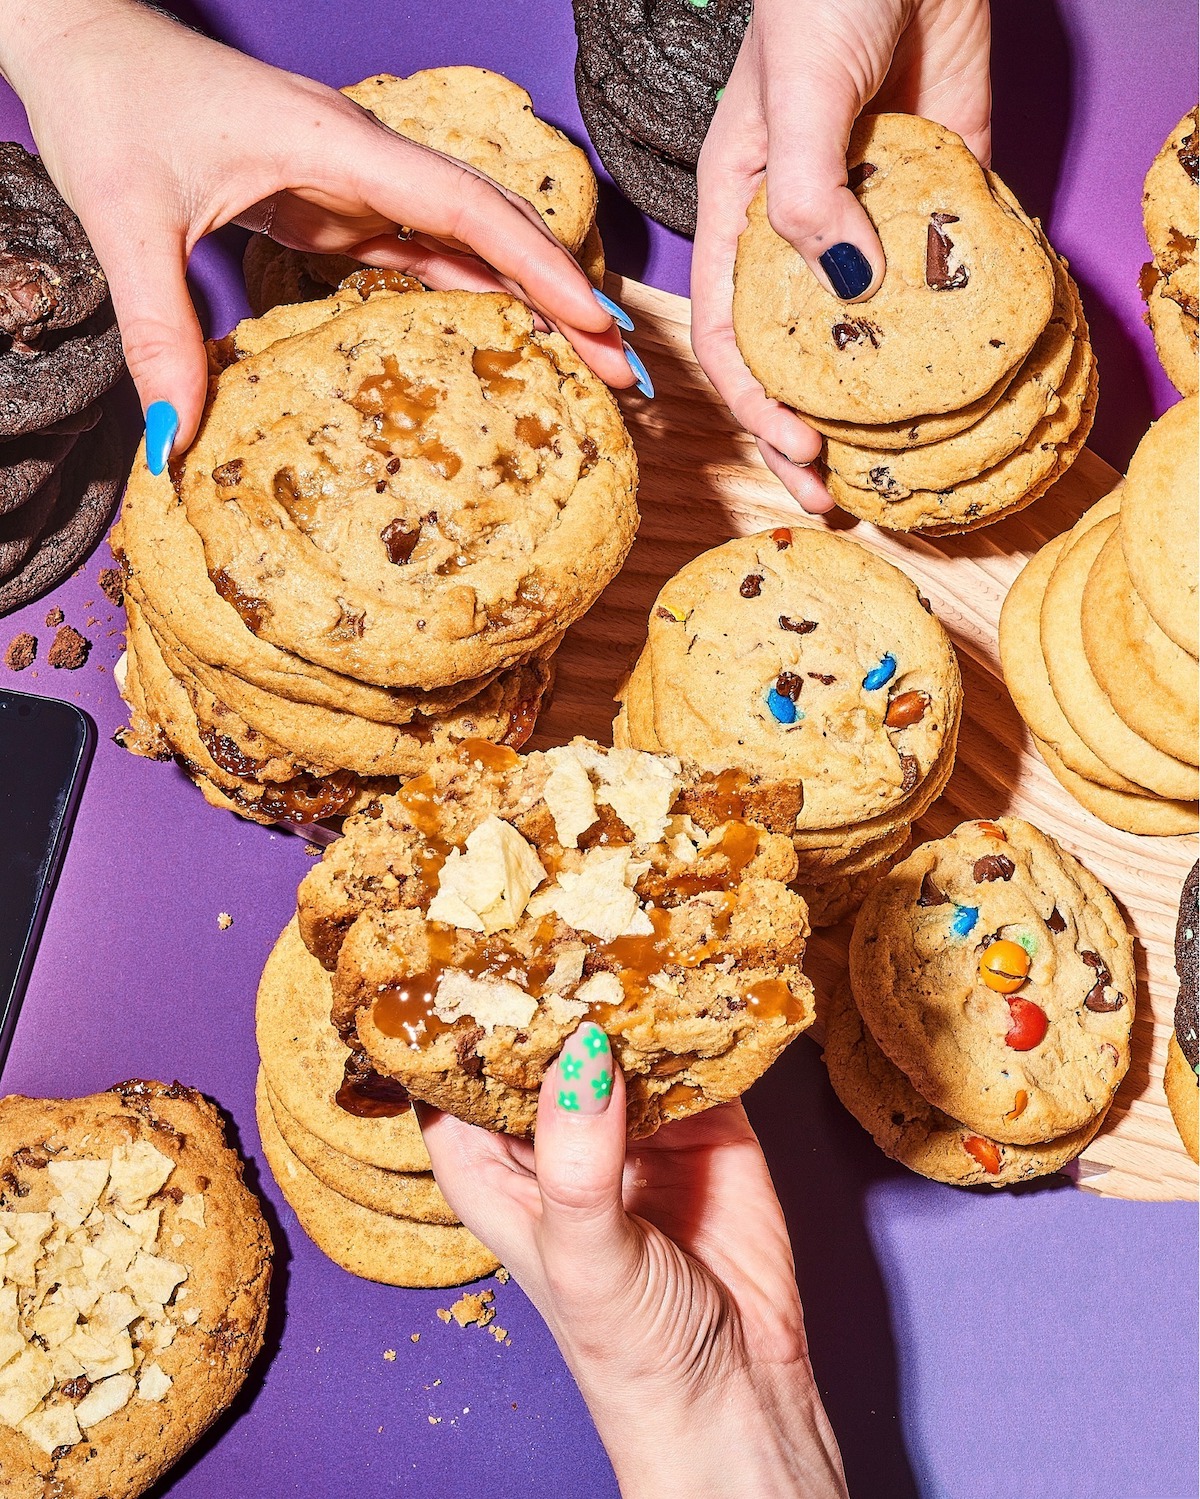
left=0, top=690, right=95, bottom=1077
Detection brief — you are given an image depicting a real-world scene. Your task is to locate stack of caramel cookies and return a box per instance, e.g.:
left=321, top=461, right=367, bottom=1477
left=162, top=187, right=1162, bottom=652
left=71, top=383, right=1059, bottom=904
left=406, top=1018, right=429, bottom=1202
left=827, top=819, right=1135, bottom=1186
left=615, top=529, right=962, bottom=926
left=113, top=276, right=638, bottom=824
left=1000, top=397, right=1198, bottom=836
left=732, top=114, right=1096, bottom=533
left=1140, top=106, right=1198, bottom=397
left=255, top=920, right=499, bottom=1287
left=0, top=144, right=127, bottom=614
left=244, top=67, right=607, bottom=315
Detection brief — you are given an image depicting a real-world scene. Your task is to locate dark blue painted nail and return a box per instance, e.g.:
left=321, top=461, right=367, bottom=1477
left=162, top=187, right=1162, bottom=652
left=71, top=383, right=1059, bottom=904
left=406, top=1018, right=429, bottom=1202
left=623, top=342, right=654, bottom=399
left=819, top=241, right=873, bottom=300
left=593, top=289, right=634, bottom=332
left=145, top=401, right=179, bottom=476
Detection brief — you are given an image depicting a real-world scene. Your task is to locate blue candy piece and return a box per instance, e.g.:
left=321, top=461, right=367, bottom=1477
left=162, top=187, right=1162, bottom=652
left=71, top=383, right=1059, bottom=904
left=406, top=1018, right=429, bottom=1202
left=766, top=688, right=798, bottom=724
left=950, top=905, right=979, bottom=938
left=862, top=653, right=897, bottom=691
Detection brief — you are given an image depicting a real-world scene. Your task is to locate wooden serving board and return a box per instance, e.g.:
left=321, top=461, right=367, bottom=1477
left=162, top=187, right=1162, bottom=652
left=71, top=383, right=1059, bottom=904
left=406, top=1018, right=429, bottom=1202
left=527, top=274, right=1199, bottom=1203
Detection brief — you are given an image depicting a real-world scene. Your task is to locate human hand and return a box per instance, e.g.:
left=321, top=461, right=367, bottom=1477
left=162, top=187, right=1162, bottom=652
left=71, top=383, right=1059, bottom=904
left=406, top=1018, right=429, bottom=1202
left=692, top=0, right=992, bottom=512
left=420, top=1021, right=847, bottom=1499
left=0, top=0, right=638, bottom=465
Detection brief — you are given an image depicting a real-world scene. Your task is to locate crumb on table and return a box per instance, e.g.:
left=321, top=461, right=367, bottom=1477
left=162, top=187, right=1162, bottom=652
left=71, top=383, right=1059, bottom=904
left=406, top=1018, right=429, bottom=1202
left=4, top=632, right=37, bottom=671
left=47, top=625, right=90, bottom=669
left=44, top=606, right=64, bottom=628
left=217, top=912, right=233, bottom=930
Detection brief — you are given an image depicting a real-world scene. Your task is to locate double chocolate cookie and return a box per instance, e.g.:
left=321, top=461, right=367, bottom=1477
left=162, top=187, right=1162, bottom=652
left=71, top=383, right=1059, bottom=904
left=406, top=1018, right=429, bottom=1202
left=1166, top=861, right=1199, bottom=1162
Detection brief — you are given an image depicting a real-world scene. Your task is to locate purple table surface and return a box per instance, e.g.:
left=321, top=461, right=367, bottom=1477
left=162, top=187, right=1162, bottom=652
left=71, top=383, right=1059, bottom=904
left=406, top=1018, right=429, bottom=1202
left=1, top=3, right=1197, bottom=1496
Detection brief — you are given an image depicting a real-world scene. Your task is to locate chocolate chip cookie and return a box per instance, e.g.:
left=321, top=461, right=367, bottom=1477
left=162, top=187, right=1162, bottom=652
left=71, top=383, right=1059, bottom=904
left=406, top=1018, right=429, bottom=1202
left=1166, top=861, right=1199, bottom=1162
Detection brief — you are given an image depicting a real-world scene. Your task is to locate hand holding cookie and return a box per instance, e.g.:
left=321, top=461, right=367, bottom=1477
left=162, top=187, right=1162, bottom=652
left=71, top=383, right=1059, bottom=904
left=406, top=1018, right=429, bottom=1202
left=690, top=0, right=991, bottom=511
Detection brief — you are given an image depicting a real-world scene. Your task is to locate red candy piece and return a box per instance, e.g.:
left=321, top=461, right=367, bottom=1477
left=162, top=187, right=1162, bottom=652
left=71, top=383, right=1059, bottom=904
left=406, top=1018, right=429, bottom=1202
left=963, top=1135, right=1002, bottom=1174
left=975, top=820, right=1007, bottom=840
left=771, top=527, right=793, bottom=549
left=1004, top=997, right=1048, bottom=1051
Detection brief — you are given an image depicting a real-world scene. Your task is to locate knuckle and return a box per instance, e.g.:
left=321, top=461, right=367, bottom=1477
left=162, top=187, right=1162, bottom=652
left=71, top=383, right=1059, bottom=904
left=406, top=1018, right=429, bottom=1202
left=765, top=183, right=826, bottom=246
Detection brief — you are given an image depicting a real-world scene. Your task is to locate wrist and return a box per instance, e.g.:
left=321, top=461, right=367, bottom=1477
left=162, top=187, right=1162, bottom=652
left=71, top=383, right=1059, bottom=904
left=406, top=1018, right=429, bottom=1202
left=0, top=0, right=139, bottom=96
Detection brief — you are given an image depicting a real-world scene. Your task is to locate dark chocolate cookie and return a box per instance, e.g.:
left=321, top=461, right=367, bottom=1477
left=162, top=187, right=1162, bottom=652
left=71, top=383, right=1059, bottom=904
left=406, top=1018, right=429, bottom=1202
left=574, top=0, right=749, bottom=169
left=0, top=429, right=77, bottom=517
left=0, top=464, right=63, bottom=582
left=0, top=303, right=124, bottom=438
left=0, top=142, right=109, bottom=349
left=1176, top=862, right=1198, bottom=1072
left=0, top=394, right=127, bottom=614
left=576, top=65, right=697, bottom=236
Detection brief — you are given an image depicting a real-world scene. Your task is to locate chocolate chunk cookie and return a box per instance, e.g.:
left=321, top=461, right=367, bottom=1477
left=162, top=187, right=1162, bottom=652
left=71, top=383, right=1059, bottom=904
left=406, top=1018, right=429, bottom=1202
left=0, top=304, right=124, bottom=439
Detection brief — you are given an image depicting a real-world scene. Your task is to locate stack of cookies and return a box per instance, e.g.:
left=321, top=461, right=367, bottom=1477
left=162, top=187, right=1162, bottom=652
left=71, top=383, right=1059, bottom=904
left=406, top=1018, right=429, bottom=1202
left=615, top=528, right=962, bottom=926
left=826, top=819, right=1135, bottom=1187
left=255, top=920, right=499, bottom=1287
left=114, top=277, right=639, bottom=824
left=0, top=143, right=127, bottom=614
left=294, top=738, right=815, bottom=1137
left=1000, top=397, right=1198, bottom=836
left=732, top=114, right=1096, bottom=534
left=1140, top=106, right=1198, bottom=397
left=244, top=67, right=607, bottom=314
left=572, top=0, right=750, bottom=236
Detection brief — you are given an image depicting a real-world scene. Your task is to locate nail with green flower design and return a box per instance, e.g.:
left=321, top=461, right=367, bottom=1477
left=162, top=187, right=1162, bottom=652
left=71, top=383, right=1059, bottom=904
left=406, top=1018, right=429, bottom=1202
left=554, top=1021, right=613, bottom=1116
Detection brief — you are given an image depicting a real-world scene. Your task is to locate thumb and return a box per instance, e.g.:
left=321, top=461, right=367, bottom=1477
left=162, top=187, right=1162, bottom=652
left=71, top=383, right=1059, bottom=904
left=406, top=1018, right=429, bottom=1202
left=533, top=1022, right=643, bottom=1307
left=94, top=221, right=209, bottom=468
left=763, top=62, right=885, bottom=303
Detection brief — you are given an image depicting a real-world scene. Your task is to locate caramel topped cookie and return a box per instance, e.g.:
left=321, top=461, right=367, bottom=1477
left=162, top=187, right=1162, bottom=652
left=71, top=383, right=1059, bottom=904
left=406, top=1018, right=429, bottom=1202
left=733, top=114, right=1055, bottom=424
left=179, top=290, right=638, bottom=689
left=297, top=739, right=815, bottom=1138
left=850, top=819, right=1135, bottom=1146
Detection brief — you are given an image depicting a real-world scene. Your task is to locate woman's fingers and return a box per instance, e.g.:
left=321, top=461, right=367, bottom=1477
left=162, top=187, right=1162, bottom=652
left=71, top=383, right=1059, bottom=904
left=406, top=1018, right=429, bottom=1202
left=417, top=1105, right=539, bottom=1265
left=756, top=438, right=837, bottom=513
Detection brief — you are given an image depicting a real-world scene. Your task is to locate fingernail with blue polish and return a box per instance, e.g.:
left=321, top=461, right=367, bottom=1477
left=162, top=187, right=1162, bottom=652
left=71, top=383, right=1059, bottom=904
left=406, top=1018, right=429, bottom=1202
left=593, top=288, right=634, bottom=332
left=818, top=242, right=873, bottom=300
left=145, top=401, right=179, bottom=476
left=622, top=342, right=654, bottom=399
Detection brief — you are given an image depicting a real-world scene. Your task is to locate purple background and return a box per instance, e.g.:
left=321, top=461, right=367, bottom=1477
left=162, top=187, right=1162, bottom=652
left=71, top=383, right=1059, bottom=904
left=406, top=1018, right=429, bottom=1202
left=1, top=2, right=1197, bottom=1495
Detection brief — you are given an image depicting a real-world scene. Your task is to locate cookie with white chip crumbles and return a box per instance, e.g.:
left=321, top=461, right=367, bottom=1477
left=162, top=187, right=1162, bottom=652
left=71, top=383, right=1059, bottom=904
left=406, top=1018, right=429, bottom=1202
left=0, top=1080, right=271, bottom=1499
left=297, top=738, right=815, bottom=1138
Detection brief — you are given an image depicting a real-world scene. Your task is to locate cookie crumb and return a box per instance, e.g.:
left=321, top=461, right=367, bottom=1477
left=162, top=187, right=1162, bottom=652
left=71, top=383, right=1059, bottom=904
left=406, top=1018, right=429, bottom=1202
left=447, top=1290, right=495, bottom=1329
left=409, top=1333, right=420, bottom=1343
left=383, top=1349, right=396, bottom=1362
left=98, top=567, right=124, bottom=606
left=47, top=625, right=90, bottom=669
left=428, top=1416, right=440, bottom=1425
left=4, top=632, right=37, bottom=671
left=217, top=912, right=233, bottom=930
left=436, top=1309, right=451, bottom=1324
left=304, top=843, right=323, bottom=858
left=495, top=1267, right=510, bottom=1284
left=489, top=1325, right=509, bottom=1343
left=44, top=606, right=64, bottom=627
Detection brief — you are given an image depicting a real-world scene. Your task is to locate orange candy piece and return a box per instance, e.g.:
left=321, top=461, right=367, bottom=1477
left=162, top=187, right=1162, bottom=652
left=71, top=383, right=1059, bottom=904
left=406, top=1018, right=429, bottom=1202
left=980, top=939, right=1031, bottom=993
left=962, top=1135, right=1003, bottom=1174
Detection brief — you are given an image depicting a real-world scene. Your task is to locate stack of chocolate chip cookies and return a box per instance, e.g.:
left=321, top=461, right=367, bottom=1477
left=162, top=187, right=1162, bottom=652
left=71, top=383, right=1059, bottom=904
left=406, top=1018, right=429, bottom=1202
left=255, top=919, right=499, bottom=1287
left=0, top=143, right=127, bottom=614
left=244, top=67, right=607, bottom=314
left=732, top=114, right=1096, bottom=533
left=615, top=528, right=962, bottom=926
left=113, top=276, right=639, bottom=824
left=572, top=0, right=751, bottom=236
left=1140, top=106, right=1198, bottom=397
left=1000, top=396, right=1198, bottom=835
left=826, top=818, right=1135, bottom=1186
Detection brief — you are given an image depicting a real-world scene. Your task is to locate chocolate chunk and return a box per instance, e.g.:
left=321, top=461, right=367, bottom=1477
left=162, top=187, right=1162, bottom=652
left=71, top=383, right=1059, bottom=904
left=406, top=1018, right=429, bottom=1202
left=739, top=573, right=763, bottom=598
left=211, top=458, right=243, bottom=486
left=455, top=1025, right=486, bottom=1078
left=46, top=623, right=89, bottom=669
left=3, top=631, right=36, bottom=670
left=1047, top=907, right=1067, bottom=934
left=832, top=318, right=883, bottom=350
left=973, top=854, right=1015, bottom=883
left=848, top=161, right=877, bottom=191
left=807, top=671, right=836, bottom=685
left=917, top=594, right=933, bottom=614
left=1179, top=131, right=1199, bottom=186
left=381, top=517, right=419, bottom=565
left=780, top=615, right=817, bottom=634
left=654, top=606, right=678, bottom=622
left=918, top=871, right=949, bottom=907
left=775, top=670, right=802, bottom=700
left=868, top=465, right=899, bottom=497
left=925, top=212, right=970, bottom=290
left=1081, top=950, right=1124, bottom=1012
left=899, top=752, right=920, bottom=793
left=60, top=1376, right=91, bottom=1402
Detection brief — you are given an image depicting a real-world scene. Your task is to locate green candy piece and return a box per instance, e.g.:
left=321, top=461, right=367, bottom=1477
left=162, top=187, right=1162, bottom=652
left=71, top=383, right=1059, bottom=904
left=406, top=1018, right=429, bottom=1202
left=1015, top=931, right=1038, bottom=958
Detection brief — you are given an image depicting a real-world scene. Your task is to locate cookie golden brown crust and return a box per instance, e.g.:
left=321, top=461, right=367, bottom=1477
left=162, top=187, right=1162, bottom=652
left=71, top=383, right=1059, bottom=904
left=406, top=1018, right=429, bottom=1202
left=1165, top=1033, right=1199, bottom=1164
left=0, top=1081, right=271, bottom=1499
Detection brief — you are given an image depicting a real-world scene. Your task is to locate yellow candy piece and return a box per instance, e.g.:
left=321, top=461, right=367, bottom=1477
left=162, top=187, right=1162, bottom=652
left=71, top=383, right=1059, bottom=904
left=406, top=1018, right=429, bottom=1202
left=979, top=939, right=1030, bottom=994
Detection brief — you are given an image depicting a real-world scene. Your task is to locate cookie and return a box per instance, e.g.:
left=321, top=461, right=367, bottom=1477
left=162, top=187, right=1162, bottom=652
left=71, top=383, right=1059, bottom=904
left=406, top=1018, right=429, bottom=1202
left=0, top=305, right=124, bottom=440
left=297, top=738, right=815, bottom=1138
left=0, top=431, right=76, bottom=518
left=850, top=818, right=1136, bottom=1145
left=1167, top=862, right=1199, bottom=1162
left=1117, top=394, right=1199, bottom=658
left=1039, top=493, right=1199, bottom=803
left=0, top=1079, right=271, bottom=1498
left=256, top=919, right=431, bottom=1173
left=260, top=1073, right=455, bottom=1224
left=178, top=290, right=637, bottom=690
left=0, top=143, right=109, bottom=348
left=1143, top=267, right=1199, bottom=395
left=822, top=980, right=1105, bottom=1186
left=999, top=534, right=1152, bottom=794
left=1143, top=109, right=1198, bottom=309
left=255, top=1072, right=497, bottom=1288
left=573, top=0, right=750, bottom=170
left=1082, top=530, right=1199, bottom=767
left=636, top=529, right=961, bottom=831
left=733, top=114, right=1056, bottom=424
left=0, top=466, right=61, bottom=584
left=1033, top=735, right=1198, bottom=837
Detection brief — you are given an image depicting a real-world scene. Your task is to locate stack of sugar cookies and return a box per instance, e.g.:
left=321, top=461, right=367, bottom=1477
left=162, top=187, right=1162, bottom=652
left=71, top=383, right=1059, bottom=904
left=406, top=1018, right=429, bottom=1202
left=732, top=114, right=1096, bottom=534
left=826, top=818, right=1135, bottom=1186
left=294, top=738, right=815, bottom=1137
left=1140, top=106, right=1198, bottom=397
left=255, top=919, right=500, bottom=1287
left=113, top=275, right=638, bottom=824
left=244, top=67, right=607, bottom=314
left=615, top=528, right=962, bottom=926
left=1000, top=396, right=1198, bottom=835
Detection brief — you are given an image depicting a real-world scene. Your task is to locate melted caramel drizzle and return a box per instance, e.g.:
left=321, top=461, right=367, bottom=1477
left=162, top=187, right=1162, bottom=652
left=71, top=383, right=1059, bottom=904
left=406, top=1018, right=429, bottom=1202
left=351, top=355, right=462, bottom=476
left=472, top=348, right=524, bottom=398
